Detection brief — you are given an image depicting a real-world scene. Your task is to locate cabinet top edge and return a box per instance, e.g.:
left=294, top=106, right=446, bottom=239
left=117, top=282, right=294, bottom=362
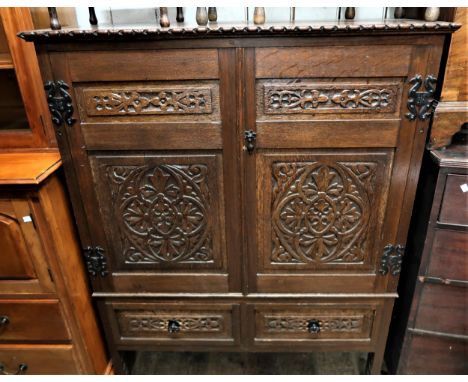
left=18, top=19, right=460, bottom=43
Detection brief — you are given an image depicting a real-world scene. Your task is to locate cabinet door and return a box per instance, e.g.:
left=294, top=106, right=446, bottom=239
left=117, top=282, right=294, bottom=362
left=0, top=198, right=54, bottom=294
left=244, top=40, right=442, bottom=293
left=0, top=205, right=35, bottom=279
left=49, top=48, right=241, bottom=293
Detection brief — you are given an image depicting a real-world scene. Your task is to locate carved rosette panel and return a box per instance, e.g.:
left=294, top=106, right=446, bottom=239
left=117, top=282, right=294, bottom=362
left=84, top=87, right=212, bottom=116
left=264, top=84, right=397, bottom=114
left=271, top=161, right=377, bottom=264
left=120, top=314, right=224, bottom=333
left=107, top=164, right=213, bottom=264
left=265, top=316, right=365, bottom=333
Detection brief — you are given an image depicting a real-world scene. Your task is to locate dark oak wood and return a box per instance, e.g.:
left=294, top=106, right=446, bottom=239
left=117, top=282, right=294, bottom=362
left=26, top=19, right=456, bottom=374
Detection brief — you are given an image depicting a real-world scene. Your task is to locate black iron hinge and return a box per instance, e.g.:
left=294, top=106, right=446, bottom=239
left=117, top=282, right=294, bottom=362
left=44, top=80, right=75, bottom=126
left=84, top=246, right=108, bottom=277
left=406, top=74, right=437, bottom=121
left=379, top=244, right=404, bottom=276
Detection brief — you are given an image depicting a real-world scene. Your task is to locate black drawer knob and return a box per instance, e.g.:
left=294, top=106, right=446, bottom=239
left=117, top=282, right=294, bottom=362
left=0, top=363, right=28, bottom=375
left=307, top=319, right=321, bottom=334
left=167, top=319, right=181, bottom=333
left=0, top=316, right=9, bottom=327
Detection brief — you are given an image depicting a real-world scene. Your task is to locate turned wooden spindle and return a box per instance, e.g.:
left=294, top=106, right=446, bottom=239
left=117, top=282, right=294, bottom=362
left=394, top=7, right=405, bottom=19
left=196, top=7, right=208, bottom=26
left=345, top=7, right=356, bottom=20
left=48, top=7, right=61, bottom=30
left=176, top=7, right=184, bottom=22
left=208, top=7, right=217, bottom=22
left=254, top=7, right=265, bottom=25
left=159, top=7, right=170, bottom=28
left=89, top=7, right=98, bottom=26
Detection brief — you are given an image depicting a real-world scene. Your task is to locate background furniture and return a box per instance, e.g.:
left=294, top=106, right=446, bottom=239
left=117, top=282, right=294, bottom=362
left=385, top=8, right=467, bottom=374
left=0, top=153, right=108, bottom=374
left=0, top=8, right=56, bottom=149
left=23, top=18, right=459, bottom=374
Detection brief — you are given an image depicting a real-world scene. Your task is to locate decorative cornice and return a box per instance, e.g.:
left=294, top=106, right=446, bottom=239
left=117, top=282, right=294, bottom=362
left=18, top=20, right=460, bottom=42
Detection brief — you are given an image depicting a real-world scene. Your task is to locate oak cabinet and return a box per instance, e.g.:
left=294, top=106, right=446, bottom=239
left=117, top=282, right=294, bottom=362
left=23, top=19, right=459, bottom=374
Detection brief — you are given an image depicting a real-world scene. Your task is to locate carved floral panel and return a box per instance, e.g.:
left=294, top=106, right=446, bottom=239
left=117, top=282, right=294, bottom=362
left=107, top=163, right=215, bottom=265
left=263, top=84, right=398, bottom=114
left=264, top=315, right=365, bottom=333
left=83, top=87, right=212, bottom=116
left=271, top=161, right=377, bottom=264
left=119, top=313, right=224, bottom=334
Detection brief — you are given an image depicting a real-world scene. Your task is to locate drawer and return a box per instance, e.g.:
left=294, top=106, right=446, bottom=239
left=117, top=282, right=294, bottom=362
left=439, top=174, right=468, bottom=226
left=414, top=283, right=467, bottom=336
left=107, top=301, right=240, bottom=347
left=0, top=345, right=79, bottom=374
left=427, top=229, right=468, bottom=281
left=0, top=300, right=70, bottom=342
left=249, top=302, right=379, bottom=349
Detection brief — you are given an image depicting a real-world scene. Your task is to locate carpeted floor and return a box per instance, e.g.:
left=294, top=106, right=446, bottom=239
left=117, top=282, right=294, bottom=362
left=131, top=351, right=369, bottom=374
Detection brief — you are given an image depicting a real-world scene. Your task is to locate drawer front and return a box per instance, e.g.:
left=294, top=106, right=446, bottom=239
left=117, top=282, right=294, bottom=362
left=439, top=174, right=468, bottom=226
left=0, top=300, right=70, bottom=342
left=427, top=229, right=468, bottom=281
left=107, top=301, right=240, bottom=347
left=0, top=345, right=79, bottom=374
left=414, top=283, right=467, bottom=336
left=250, top=302, right=379, bottom=348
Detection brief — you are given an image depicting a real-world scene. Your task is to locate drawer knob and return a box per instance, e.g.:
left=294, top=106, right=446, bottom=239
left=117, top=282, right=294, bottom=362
left=0, top=316, right=9, bottom=327
left=167, top=319, right=181, bottom=333
left=0, top=363, right=28, bottom=375
left=307, top=319, right=321, bottom=334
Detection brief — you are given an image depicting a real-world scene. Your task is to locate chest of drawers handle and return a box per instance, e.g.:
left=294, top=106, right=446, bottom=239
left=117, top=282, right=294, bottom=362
left=307, top=319, right=321, bottom=334
left=167, top=320, right=181, bottom=333
left=0, top=316, right=9, bottom=332
left=0, top=363, right=28, bottom=375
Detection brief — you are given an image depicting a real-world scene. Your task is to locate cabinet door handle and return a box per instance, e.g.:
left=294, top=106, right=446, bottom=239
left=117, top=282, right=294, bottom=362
left=307, top=319, right=321, bottom=334
left=244, top=130, right=257, bottom=154
left=167, top=320, right=181, bottom=333
left=0, top=363, right=28, bottom=375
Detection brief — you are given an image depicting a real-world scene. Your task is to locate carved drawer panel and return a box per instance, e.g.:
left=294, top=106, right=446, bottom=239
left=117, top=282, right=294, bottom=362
left=0, top=300, right=70, bottom=342
left=256, top=79, right=403, bottom=121
left=107, top=301, right=239, bottom=346
left=250, top=303, right=377, bottom=347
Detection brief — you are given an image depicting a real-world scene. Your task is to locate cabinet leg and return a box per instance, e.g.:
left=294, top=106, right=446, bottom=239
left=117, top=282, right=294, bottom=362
left=110, top=350, right=129, bottom=375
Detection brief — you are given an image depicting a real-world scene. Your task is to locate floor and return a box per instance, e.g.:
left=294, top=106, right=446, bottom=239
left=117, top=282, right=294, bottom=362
left=132, top=351, right=369, bottom=374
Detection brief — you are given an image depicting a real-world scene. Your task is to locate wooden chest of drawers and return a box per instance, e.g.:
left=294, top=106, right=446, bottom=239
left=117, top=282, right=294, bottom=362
left=22, top=19, right=459, bottom=374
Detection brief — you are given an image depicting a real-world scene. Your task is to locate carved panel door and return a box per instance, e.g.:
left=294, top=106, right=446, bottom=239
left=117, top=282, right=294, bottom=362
left=243, top=43, right=427, bottom=293
left=49, top=48, right=241, bottom=293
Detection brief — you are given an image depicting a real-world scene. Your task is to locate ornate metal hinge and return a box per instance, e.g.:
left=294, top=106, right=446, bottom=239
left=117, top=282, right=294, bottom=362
left=406, top=74, right=437, bottom=121
left=379, top=244, right=404, bottom=276
left=244, top=130, right=257, bottom=154
left=84, top=246, right=108, bottom=277
left=44, top=80, right=75, bottom=126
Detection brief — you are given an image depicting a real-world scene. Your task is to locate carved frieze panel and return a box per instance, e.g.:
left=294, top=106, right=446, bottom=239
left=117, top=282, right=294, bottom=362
left=262, top=83, right=399, bottom=114
left=271, top=161, right=377, bottom=264
left=83, top=87, right=213, bottom=116
left=264, top=315, right=365, bottom=333
left=106, top=163, right=215, bottom=265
